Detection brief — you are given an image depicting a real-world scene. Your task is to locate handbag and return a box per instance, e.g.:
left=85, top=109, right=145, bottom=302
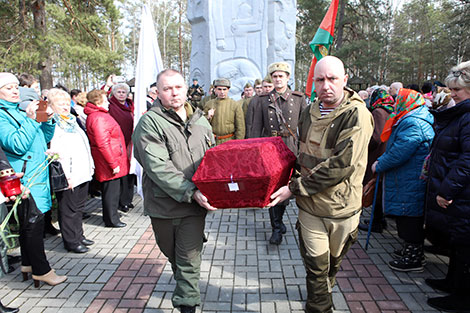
left=362, top=175, right=377, bottom=208
left=50, top=161, right=69, bottom=192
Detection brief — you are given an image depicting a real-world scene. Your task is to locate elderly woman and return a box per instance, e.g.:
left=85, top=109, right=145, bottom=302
left=358, top=88, right=395, bottom=233
left=372, top=88, right=434, bottom=272
left=108, top=83, right=134, bottom=213
left=85, top=89, right=128, bottom=228
left=73, top=91, right=88, bottom=131
left=48, top=89, right=95, bottom=253
left=0, top=73, right=66, bottom=287
left=425, top=61, right=470, bottom=312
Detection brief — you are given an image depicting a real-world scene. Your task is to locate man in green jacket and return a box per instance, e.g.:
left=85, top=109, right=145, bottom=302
left=269, top=56, right=373, bottom=313
left=132, top=69, right=216, bottom=313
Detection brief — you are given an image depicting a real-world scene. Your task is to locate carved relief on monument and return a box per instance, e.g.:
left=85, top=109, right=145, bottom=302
left=216, top=58, right=262, bottom=98
left=188, top=0, right=296, bottom=98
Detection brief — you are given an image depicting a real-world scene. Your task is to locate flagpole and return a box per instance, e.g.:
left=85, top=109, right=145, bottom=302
left=132, top=4, right=164, bottom=197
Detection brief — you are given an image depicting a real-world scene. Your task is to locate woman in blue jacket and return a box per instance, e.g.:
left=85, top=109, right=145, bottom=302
left=373, top=88, right=434, bottom=272
left=425, top=61, right=470, bottom=312
left=0, top=72, right=66, bottom=287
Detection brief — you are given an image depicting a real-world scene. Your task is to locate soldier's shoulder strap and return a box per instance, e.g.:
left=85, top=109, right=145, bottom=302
left=291, top=91, right=305, bottom=97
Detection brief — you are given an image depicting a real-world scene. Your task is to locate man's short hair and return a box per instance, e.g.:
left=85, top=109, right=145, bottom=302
left=156, top=69, right=183, bottom=87
left=18, top=73, right=37, bottom=87
left=70, top=89, right=81, bottom=98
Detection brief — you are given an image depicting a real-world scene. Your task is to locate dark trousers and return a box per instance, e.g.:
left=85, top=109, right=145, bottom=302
left=150, top=215, right=206, bottom=308
left=395, top=215, right=425, bottom=244
left=56, top=182, right=89, bottom=249
left=18, top=199, right=51, bottom=275
left=101, top=178, right=122, bottom=226
left=119, top=174, right=135, bottom=207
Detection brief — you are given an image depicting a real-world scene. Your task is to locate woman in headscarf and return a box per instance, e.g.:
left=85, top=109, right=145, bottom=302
left=372, top=88, right=434, bottom=272
left=425, top=61, right=470, bottom=312
left=48, top=89, right=94, bottom=254
left=358, top=88, right=394, bottom=233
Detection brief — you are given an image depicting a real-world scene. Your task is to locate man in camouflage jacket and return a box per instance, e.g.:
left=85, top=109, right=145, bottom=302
left=269, top=56, right=373, bottom=313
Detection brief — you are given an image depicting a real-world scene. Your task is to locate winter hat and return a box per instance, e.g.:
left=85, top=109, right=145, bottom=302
left=0, top=73, right=19, bottom=89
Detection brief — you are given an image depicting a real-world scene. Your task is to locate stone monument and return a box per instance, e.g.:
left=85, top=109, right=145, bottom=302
left=188, top=0, right=297, bottom=100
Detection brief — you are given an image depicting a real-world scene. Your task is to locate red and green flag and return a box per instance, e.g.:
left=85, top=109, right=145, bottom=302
left=305, top=0, right=339, bottom=100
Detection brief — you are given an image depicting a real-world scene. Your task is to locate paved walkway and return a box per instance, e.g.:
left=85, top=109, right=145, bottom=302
left=0, top=196, right=449, bottom=312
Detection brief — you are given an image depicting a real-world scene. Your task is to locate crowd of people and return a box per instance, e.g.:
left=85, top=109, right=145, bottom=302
left=0, top=58, right=469, bottom=313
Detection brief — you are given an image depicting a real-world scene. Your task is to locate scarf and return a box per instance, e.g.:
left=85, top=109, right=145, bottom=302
left=370, top=88, right=394, bottom=113
left=53, top=113, right=77, bottom=133
left=380, top=88, right=425, bottom=142
left=0, top=99, right=19, bottom=109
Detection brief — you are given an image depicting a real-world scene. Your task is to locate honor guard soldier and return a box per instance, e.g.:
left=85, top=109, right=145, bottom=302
left=250, top=62, right=307, bottom=245
left=203, top=78, right=245, bottom=145
left=187, top=78, right=205, bottom=110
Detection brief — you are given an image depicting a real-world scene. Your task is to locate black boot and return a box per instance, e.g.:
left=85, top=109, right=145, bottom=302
left=393, top=243, right=426, bottom=265
left=388, top=242, right=424, bottom=272
left=425, top=249, right=458, bottom=293
left=0, top=301, right=19, bottom=313
left=427, top=294, right=470, bottom=312
left=43, top=210, right=59, bottom=236
left=179, top=305, right=196, bottom=313
left=269, top=205, right=286, bottom=245
left=428, top=249, right=470, bottom=312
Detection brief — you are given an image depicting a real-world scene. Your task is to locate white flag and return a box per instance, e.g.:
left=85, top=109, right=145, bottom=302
left=132, top=4, right=163, bottom=197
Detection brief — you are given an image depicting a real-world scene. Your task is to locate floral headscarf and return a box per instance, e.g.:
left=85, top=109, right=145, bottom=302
left=380, top=88, right=425, bottom=142
left=369, top=88, right=394, bottom=113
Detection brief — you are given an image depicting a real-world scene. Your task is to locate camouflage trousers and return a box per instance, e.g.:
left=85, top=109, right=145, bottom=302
left=297, top=210, right=360, bottom=313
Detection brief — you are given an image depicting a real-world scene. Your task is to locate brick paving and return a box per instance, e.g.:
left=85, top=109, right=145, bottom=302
left=0, top=196, right=450, bottom=312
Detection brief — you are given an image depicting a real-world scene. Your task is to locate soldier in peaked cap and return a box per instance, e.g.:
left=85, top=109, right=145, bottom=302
left=203, top=78, right=245, bottom=145
left=250, top=61, right=307, bottom=245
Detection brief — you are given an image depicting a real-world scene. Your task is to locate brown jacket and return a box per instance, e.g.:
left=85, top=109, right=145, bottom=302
left=204, top=98, right=245, bottom=145
left=250, top=89, right=307, bottom=155
left=363, top=107, right=391, bottom=184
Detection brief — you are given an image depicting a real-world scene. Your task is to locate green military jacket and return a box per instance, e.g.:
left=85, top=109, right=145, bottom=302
left=289, top=88, right=374, bottom=218
left=204, top=98, right=245, bottom=145
left=132, top=100, right=215, bottom=219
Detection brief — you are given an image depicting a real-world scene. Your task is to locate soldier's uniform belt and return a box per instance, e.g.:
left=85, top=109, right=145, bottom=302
left=214, top=133, right=234, bottom=140
left=271, top=130, right=291, bottom=137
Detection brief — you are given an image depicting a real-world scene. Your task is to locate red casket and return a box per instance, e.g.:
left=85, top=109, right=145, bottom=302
left=192, top=137, right=296, bottom=208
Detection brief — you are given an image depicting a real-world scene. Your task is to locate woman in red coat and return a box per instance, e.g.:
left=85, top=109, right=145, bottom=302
left=85, top=89, right=128, bottom=227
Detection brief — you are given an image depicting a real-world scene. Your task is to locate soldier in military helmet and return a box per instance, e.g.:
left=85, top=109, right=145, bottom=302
left=203, top=78, right=245, bottom=145
left=251, top=62, right=307, bottom=245
left=187, top=78, right=205, bottom=110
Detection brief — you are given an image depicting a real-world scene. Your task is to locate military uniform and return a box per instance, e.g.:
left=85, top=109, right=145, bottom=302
left=199, top=93, right=216, bottom=110
left=250, top=87, right=306, bottom=244
left=187, top=84, right=205, bottom=110
left=204, top=98, right=245, bottom=145
left=250, top=88, right=307, bottom=155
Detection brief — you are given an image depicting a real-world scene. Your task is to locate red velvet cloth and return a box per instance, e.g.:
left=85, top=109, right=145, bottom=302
left=192, top=137, right=296, bottom=208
